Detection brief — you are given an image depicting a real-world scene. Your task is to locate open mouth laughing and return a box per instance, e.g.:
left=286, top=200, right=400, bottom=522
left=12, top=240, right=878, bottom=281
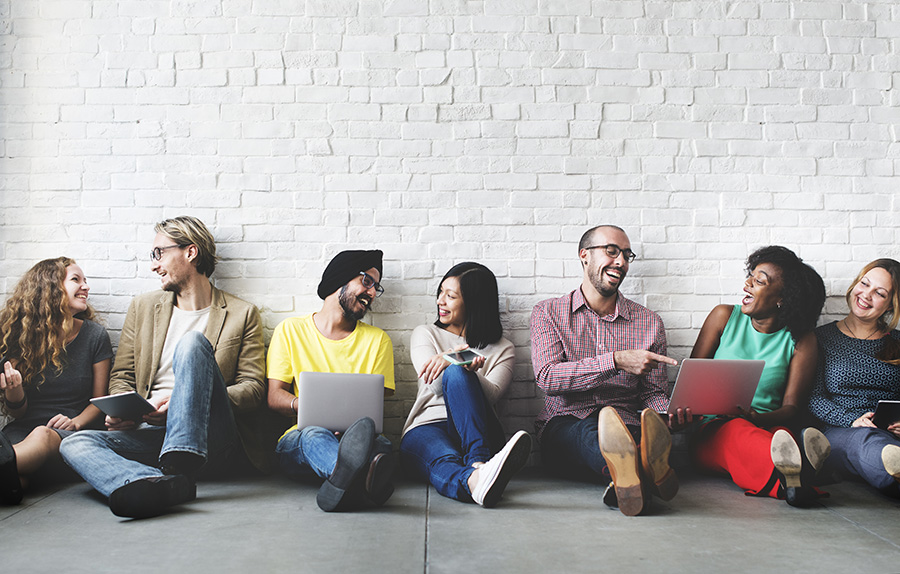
left=604, top=267, right=624, bottom=284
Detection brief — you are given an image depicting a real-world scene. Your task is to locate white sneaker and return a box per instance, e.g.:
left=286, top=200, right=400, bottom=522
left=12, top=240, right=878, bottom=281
left=470, top=430, right=532, bottom=508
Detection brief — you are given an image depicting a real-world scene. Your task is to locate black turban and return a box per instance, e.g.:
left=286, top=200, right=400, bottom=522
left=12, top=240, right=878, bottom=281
left=317, top=249, right=384, bottom=299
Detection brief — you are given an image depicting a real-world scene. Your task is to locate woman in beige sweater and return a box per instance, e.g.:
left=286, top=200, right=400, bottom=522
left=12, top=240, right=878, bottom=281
left=400, top=262, right=531, bottom=507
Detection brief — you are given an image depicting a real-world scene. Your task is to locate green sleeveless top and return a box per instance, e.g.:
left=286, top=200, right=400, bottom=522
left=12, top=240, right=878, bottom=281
left=712, top=305, right=796, bottom=413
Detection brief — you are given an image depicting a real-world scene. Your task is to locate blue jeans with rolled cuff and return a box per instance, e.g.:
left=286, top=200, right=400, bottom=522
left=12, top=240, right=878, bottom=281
left=59, top=331, right=238, bottom=497
left=400, top=365, right=505, bottom=501
left=275, top=425, right=392, bottom=480
left=822, top=426, right=900, bottom=497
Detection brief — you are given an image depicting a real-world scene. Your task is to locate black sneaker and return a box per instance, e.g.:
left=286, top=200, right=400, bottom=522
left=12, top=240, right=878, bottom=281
left=108, top=475, right=197, bottom=518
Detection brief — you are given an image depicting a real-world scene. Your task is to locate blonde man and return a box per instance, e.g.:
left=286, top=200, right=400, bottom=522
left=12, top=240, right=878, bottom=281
left=61, top=216, right=266, bottom=518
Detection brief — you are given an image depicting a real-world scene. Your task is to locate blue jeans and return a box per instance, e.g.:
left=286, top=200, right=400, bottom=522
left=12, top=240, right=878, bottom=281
left=400, top=365, right=505, bottom=501
left=823, top=426, right=900, bottom=497
left=59, top=332, right=238, bottom=497
left=275, top=425, right=392, bottom=480
left=540, top=412, right=640, bottom=482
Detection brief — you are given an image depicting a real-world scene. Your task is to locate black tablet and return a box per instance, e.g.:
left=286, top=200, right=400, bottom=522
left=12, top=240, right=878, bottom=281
left=90, top=391, right=155, bottom=420
left=873, top=400, right=900, bottom=429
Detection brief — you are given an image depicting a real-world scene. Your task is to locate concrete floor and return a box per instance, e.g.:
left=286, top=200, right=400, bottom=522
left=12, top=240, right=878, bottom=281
left=2, top=469, right=899, bottom=574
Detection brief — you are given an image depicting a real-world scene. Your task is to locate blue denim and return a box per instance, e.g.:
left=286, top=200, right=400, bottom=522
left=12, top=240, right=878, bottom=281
left=540, top=412, right=640, bottom=482
left=275, top=425, right=392, bottom=480
left=59, top=331, right=238, bottom=497
left=400, top=365, right=505, bottom=501
left=823, top=426, right=900, bottom=497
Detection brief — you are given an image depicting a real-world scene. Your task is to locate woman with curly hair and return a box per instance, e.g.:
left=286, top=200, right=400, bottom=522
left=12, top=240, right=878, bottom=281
left=808, top=259, right=900, bottom=498
left=0, top=257, right=113, bottom=504
left=689, top=246, right=830, bottom=507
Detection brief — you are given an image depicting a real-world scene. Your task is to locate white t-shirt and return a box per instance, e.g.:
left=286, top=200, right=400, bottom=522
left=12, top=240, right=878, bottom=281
left=149, top=305, right=211, bottom=402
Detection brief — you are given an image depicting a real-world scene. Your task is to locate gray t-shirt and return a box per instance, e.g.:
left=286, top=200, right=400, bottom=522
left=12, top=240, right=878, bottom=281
left=4, top=319, right=113, bottom=437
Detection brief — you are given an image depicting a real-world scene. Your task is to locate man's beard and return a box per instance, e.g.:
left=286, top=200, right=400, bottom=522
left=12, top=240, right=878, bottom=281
left=589, top=265, right=623, bottom=298
left=161, top=279, right=181, bottom=294
left=339, top=284, right=370, bottom=322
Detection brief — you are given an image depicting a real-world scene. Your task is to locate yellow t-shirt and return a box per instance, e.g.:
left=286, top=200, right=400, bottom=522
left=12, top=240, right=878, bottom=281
left=267, top=313, right=395, bottom=437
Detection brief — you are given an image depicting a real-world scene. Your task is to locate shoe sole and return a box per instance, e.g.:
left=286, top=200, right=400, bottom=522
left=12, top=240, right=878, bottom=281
left=640, top=409, right=678, bottom=501
left=480, top=431, right=532, bottom=508
left=317, top=417, right=375, bottom=512
left=801, top=427, right=831, bottom=473
left=882, top=444, right=900, bottom=480
left=599, top=407, right=644, bottom=516
left=0, top=431, right=23, bottom=505
left=771, top=429, right=803, bottom=488
left=108, top=475, right=197, bottom=519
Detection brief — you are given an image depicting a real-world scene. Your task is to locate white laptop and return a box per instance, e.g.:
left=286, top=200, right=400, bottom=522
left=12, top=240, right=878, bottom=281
left=665, top=359, right=765, bottom=416
left=295, top=372, right=385, bottom=434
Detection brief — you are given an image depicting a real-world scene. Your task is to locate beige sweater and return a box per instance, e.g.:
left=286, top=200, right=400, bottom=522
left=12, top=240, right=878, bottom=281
left=401, top=324, right=515, bottom=436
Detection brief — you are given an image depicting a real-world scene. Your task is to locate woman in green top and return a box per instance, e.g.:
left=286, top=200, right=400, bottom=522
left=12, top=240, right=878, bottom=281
left=691, top=246, right=829, bottom=507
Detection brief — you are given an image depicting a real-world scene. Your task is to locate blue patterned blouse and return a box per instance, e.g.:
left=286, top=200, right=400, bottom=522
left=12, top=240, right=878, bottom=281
left=808, top=321, right=900, bottom=428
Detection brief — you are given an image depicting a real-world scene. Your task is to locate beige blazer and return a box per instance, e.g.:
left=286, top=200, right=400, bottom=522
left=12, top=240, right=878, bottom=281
left=109, top=285, right=272, bottom=471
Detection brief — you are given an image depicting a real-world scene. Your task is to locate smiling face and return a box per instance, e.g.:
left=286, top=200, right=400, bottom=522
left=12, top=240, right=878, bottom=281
left=848, top=266, right=893, bottom=324
left=741, top=262, right=784, bottom=319
left=64, top=264, right=90, bottom=315
left=150, top=232, right=193, bottom=293
left=437, top=276, right=466, bottom=335
left=338, top=267, right=380, bottom=322
left=580, top=226, right=631, bottom=298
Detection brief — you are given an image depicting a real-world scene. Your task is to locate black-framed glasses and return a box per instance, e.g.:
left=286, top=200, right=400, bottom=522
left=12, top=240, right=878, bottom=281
left=150, top=244, right=186, bottom=261
left=359, top=272, right=384, bottom=298
left=584, top=243, right=637, bottom=263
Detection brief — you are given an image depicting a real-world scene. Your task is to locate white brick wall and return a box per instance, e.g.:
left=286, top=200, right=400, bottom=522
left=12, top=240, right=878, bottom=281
left=2, top=0, right=899, bottom=441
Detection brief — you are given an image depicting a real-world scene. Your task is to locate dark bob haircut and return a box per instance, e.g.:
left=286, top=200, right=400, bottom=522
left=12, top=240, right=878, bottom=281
left=434, top=262, right=503, bottom=349
left=746, top=245, right=825, bottom=342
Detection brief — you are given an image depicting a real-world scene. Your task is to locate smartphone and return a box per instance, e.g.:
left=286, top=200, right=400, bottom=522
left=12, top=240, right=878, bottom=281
left=443, top=349, right=484, bottom=365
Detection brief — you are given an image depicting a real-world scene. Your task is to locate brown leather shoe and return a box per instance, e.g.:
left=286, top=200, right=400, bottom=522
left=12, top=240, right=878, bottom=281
left=364, top=452, right=395, bottom=507
left=640, top=408, right=678, bottom=501
left=598, top=407, right=645, bottom=516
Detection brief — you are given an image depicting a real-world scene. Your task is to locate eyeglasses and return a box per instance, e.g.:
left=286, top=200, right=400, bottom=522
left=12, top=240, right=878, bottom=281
left=150, top=244, right=186, bottom=261
left=359, top=272, right=384, bottom=298
left=584, top=244, right=637, bottom=263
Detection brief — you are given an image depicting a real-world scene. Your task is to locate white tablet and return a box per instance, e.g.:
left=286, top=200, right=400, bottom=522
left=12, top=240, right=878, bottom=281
left=666, top=359, right=765, bottom=416
left=90, top=391, right=155, bottom=420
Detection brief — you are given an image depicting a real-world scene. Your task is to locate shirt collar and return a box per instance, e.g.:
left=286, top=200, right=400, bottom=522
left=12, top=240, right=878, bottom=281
left=572, top=287, right=632, bottom=322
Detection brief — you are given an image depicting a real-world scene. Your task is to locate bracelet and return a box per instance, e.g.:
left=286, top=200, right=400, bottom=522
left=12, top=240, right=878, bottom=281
left=5, top=394, right=26, bottom=410
left=290, top=397, right=298, bottom=414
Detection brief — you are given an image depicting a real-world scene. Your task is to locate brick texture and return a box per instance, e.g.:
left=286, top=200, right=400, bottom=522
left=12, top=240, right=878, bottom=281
left=2, top=1, right=899, bottom=444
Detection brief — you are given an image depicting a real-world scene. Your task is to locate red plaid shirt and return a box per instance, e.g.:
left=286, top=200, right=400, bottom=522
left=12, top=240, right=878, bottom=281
left=531, top=287, right=669, bottom=437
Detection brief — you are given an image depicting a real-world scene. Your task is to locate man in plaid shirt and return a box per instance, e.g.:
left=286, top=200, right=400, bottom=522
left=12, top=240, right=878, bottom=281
left=531, top=225, right=683, bottom=516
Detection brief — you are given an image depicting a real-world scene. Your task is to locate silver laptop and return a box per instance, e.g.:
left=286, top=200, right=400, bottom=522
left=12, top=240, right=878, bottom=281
left=295, top=372, right=385, bottom=434
left=666, top=359, right=765, bottom=416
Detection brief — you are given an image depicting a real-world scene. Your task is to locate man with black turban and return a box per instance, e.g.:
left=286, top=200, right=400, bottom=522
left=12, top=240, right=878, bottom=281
left=266, top=249, right=395, bottom=511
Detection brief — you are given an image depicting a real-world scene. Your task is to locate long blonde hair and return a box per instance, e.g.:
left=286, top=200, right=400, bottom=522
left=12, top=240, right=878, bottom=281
left=0, top=257, right=96, bottom=395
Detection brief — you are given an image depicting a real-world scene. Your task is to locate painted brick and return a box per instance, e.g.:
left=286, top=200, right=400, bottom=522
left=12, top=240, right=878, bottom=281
left=3, top=1, right=900, bottom=447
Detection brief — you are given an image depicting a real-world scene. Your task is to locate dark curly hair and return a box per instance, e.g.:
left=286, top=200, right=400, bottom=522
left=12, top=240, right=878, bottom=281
left=746, top=245, right=825, bottom=342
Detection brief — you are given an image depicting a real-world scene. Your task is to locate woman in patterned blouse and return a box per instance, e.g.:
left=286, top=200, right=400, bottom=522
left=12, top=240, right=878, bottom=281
left=808, top=258, right=900, bottom=497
